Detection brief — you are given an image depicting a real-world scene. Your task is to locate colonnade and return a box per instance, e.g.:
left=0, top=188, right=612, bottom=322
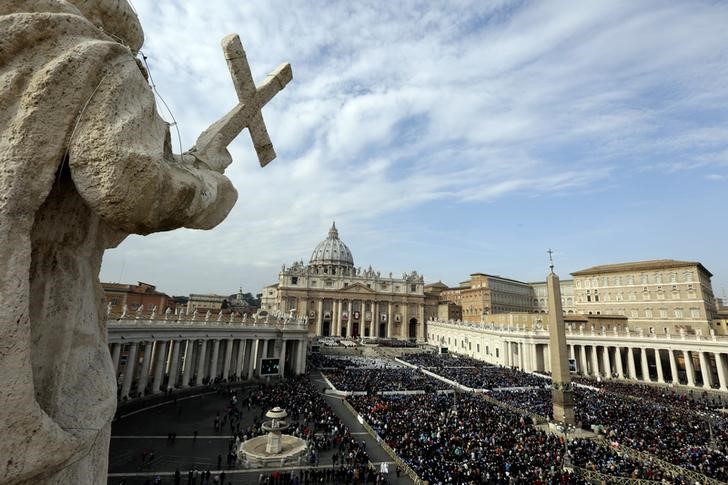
left=429, top=319, right=728, bottom=394
left=110, top=336, right=307, bottom=400
left=308, top=298, right=425, bottom=340
left=502, top=340, right=728, bottom=391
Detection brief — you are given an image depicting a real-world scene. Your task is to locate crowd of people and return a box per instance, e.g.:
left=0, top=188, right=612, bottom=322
left=430, top=365, right=549, bottom=389
left=487, top=386, right=728, bottom=481
left=311, top=355, right=404, bottom=370
left=323, top=368, right=452, bottom=392
left=349, top=393, right=666, bottom=484
left=399, top=353, right=490, bottom=368
left=572, top=376, right=727, bottom=410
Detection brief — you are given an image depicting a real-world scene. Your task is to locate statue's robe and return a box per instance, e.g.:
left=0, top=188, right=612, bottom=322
left=0, top=2, right=237, bottom=483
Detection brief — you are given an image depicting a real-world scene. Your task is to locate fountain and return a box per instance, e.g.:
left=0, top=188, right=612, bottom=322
left=238, top=407, right=307, bottom=468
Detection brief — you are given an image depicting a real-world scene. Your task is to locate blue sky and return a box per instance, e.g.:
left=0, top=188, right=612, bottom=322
left=99, top=0, right=728, bottom=298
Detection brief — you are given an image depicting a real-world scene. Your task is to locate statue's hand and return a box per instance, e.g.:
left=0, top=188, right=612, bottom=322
left=186, top=123, right=234, bottom=173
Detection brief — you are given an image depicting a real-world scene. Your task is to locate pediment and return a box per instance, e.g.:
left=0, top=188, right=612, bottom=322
left=340, top=283, right=377, bottom=293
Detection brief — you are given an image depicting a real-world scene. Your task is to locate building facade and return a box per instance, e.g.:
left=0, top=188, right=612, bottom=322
left=102, top=281, right=174, bottom=315
left=571, top=260, right=716, bottom=333
left=262, top=223, right=427, bottom=339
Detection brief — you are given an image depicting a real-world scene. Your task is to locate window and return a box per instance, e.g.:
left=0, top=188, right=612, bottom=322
left=410, top=284, right=417, bottom=292
left=291, top=276, right=298, bottom=285
left=343, top=282, right=348, bottom=287
left=690, top=308, right=700, bottom=318
left=641, top=274, right=648, bottom=284
left=496, top=348, right=499, bottom=358
left=685, top=272, right=693, bottom=282
left=628, top=276, right=635, bottom=285
left=111, top=297, right=119, bottom=305
left=477, top=344, right=480, bottom=353
left=674, top=308, right=683, bottom=319
left=645, top=309, right=653, bottom=318
left=670, top=273, right=677, bottom=283
left=325, top=280, right=333, bottom=287
left=630, top=310, right=638, bottom=318
left=659, top=308, right=667, bottom=318
left=655, top=274, right=663, bottom=284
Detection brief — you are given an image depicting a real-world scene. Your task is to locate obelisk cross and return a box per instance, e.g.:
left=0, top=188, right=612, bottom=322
left=547, top=248, right=555, bottom=272
left=192, top=34, right=292, bottom=169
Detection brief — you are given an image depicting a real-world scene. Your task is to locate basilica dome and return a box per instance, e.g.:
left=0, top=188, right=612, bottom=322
left=309, top=222, right=354, bottom=267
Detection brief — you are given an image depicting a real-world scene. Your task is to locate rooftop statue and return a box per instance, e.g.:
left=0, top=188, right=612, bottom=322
left=0, top=1, right=291, bottom=483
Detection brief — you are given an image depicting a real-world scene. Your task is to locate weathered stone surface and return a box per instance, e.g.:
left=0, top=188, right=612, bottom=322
left=0, top=1, right=289, bottom=483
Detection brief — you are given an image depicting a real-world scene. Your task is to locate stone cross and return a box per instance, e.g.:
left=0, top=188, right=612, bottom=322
left=193, top=34, right=292, bottom=168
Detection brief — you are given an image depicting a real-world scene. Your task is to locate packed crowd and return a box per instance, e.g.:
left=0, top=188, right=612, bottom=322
left=349, top=393, right=665, bottom=484
left=399, top=353, right=491, bottom=368
left=572, top=376, right=726, bottom=410
left=324, top=368, right=452, bottom=392
left=430, top=366, right=549, bottom=389
left=311, top=354, right=407, bottom=370
left=487, top=386, right=728, bottom=481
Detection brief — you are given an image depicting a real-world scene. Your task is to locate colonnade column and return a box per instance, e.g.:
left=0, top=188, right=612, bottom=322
left=181, top=340, right=195, bottom=388
left=614, top=347, right=624, bottom=379
left=347, top=300, right=353, bottom=338
left=602, top=346, right=612, bottom=378
left=121, top=342, right=139, bottom=398
left=715, top=353, right=728, bottom=392
left=627, top=347, right=637, bottom=380
left=591, top=345, right=600, bottom=377
left=195, top=340, right=208, bottom=386
left=372, top=302, right=378, bottom=337
left=136, top=341, right=154, bottom=395
left=279, top=339, right=287, bottom=377
left=316, top=300, right=323, bottom=336
left=209, top=339, right=220, bottom=381
left=167, top=340, right=181, bottom=389
left=236, top=338, right=247, bottom=378
left=297, top=339, right=307, bottom=374
left=258, top=339, right=269, bottom=377
left=640, top=347, right=650, bottom=382
left=668, top=349, right=679, bottom=384
left=683, top=350, right=696, bottom=387
left=417, top=305, right=425, bottom=340
left=247, top=340, right=258, bottom=380
left=111, top=343, right=122, bottom=378
left=333, top=300, right=340, bottom=336
left=699, top=352, right=714, bottom=389
left=152, top=340, right=168, bottom=393
left=579, top=345, right=589, bottom=376
left=222, top=338, right=233, bottom=381
left=503, top=341, right=510, bottom=366
left=386, top=302, right=393, bottom=338
left=654, top=349, right=665, bottom=384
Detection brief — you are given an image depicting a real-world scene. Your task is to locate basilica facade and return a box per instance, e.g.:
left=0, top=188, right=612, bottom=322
left=261, top=223, right=427, bottom=339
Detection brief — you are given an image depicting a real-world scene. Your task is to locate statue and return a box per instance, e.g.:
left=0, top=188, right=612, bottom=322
left=0, top=2, right=291, bottom=484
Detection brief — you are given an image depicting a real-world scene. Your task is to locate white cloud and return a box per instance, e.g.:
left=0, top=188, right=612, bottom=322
left=100, top=0, right=728, bottom=294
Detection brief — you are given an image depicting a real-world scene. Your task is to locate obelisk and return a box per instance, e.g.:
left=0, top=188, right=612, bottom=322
left=546, top=251, right=575, bottom=425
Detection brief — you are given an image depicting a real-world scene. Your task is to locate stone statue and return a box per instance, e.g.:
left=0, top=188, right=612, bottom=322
left=0, top=2, right=291, bottom=484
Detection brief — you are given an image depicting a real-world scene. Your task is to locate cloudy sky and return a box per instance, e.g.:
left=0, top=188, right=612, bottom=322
left=100, top=0, right=728, bottom=298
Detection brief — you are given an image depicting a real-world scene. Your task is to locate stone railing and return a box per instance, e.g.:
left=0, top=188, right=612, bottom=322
left=427, top=319, right=726, bottom=343
left=107, top=307, right=308, bottom=330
